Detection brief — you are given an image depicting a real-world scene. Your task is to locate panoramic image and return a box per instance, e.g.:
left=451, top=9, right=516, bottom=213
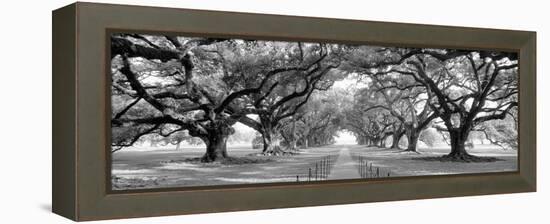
left=110, top=33, right=518, bottom=190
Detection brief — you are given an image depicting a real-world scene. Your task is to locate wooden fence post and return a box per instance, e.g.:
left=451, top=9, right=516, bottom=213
left=315, top=163, right=318, bottom=181
left=364, top=161, right=368, bottom=178
left=321, top=159, right=325, bottom=180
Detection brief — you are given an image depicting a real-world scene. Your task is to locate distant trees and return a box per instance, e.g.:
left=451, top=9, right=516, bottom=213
left=343, top=91, right=396, bottom=148
left=298, top=91, right=344, bottom=148
left=225, top=42, right=342, bottom=155
left=140, top=131, right=202, bottom=150
left=249, top=89, right=344, bottom=151
left=477, top=108, right=518, bottom=150
left=352, top=75, right=436, bottom=152
left=279, top=90, right=344, bottom=149
left=418, top=128, right=440, bottom=148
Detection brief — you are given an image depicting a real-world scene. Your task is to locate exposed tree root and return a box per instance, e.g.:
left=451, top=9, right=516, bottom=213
left=440, top=153, right=500, bottom=162
left=219, top=156, right=275, bottom=164
left=200, top=155, right=217, bottom=163
left=262, top=148, right=301, bottom=156
left=393, top=149, right=421, bottom=154
left=412, top=154, right=501, bottom=163
left=251, top=147, right=301, bottom=157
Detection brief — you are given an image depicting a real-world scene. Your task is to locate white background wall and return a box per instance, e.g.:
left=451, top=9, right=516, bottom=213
left=0, top=0, right=546, bottom=223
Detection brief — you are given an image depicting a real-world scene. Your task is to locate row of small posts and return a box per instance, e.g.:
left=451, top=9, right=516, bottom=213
left=353, top=154, right=391, bottom=179
left=296, top=153, right=338, bottom=182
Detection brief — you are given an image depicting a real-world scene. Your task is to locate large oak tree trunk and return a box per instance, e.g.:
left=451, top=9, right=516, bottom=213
left=445, top=129, right=471, bottom=159
left=360, top=137, right=366, bottom=145
left=200, top=121, right=234, bottom=162
left=391, top=132, right=404, bottom=149
left=369, top=138, right=378, bottom=147
left=288, top=140, right=298, bottom=151
left=357, top=136, right=365, bottom=145
left=201, top=134, right=229, bottom=162
left=262, top=130, right=284, bottom=155
left=288, top=119, right=298, bottom=151
left=380, top=136, right=388, bottom=148
left=259, top=115, right=287, bottom=155
left=405, top=129, right=420, bottom=152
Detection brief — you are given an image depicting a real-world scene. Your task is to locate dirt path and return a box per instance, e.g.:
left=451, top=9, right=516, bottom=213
left=327, top=147, right=360, bottom=180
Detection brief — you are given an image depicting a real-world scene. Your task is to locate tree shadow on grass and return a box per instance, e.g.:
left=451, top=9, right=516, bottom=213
left=391, top=149, right=422, bottom=154
left=411, top=156, right=503, bottom=163
left=165, top=156, right=275, bottom=165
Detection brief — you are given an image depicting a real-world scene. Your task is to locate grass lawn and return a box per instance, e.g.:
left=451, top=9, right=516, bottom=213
left=349, top=145, right=517, bottom=177
left=112, top=145, right=340, bottom=190
left=111, top=144, right=517, bottom=190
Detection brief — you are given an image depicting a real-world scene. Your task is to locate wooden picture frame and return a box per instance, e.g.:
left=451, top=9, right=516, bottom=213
left=52, top=2, right=536, bottom=221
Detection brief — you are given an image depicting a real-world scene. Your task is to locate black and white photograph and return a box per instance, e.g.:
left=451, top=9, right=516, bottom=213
left=110, top=33, right=518, bottom=190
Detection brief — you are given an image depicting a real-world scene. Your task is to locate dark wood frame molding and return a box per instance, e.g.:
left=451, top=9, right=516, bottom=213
left=53, top=2, right=536, bottom=221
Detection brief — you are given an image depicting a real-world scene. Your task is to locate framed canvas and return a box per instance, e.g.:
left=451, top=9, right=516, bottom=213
left=52, top=2, right=536, bottom=221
